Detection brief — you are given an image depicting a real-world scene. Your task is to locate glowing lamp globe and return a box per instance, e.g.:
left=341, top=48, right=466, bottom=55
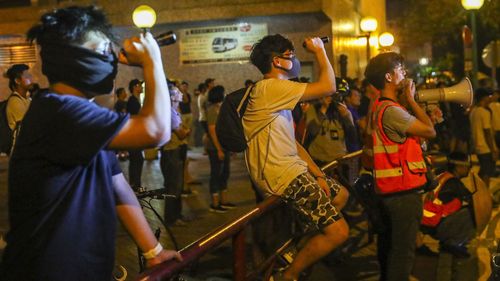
left=419, top=57, right=429, bottom=66
left=379, top=32, right=395, bottom=47
left=133, top=5, right=157, bottom=29
left=360, top=17, right=378, bottom=33
left=461, top=0, right=484, bottom=10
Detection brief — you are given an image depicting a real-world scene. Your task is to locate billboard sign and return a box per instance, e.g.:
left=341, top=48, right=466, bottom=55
left=179, top=23, right=268, bottom=64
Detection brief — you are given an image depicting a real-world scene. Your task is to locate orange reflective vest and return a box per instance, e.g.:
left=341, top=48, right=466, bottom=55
left=371, top=98, right=427, bottom=194
left=421, top=172, right=462, bottom=227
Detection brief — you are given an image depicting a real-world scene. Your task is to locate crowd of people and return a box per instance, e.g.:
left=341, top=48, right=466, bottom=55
left=0, top=4, right=498, bottom=281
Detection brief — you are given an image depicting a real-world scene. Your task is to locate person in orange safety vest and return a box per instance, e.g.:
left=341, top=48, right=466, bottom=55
left=365, top=52, right=436, bottom=281
left=421, top=152, right=475, bottom=259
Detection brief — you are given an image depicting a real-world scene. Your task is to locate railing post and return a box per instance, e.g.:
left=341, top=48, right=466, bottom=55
left=233, top=229, right=246, bottom=281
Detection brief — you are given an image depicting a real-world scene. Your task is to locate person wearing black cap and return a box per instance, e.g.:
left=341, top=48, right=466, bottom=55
left=4, top=64, right=34, bottom=151
left=126, top=78, right=145, bottom=190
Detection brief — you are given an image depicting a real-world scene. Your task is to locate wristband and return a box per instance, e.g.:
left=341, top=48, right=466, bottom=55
left=143, top=243, right=163, bottom=260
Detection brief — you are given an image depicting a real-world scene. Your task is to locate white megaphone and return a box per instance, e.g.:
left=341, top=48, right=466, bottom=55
left=415, top=78, right=474, bottom=109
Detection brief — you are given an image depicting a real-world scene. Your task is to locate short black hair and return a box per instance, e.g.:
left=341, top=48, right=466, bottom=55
left=250, top=34, right=295, bottom=75
left=26, top=5, right=114, bottom=46
left=198, top=83, right=207, bottom=92
left=167, top=81, right=177, bottom=91
left=364, top=52, right=404, bottom=90
left=168, top=83, right=179, bottom=95
left=208, top=85, right=225, bottom=103
left=115, top=87, right=126, bottom=96
left=128, top=79, right=142, bottom=93
left=475, top=88, right=492, bottom=104
left=205, top=78, right=215, bottom=86
left=4, top=64, right=29, bottom=91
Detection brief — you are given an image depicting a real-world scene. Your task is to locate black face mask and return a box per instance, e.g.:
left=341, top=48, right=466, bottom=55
left=276, top=56, right=301, bottom=79
left=40, top=43, right=118, bottom=98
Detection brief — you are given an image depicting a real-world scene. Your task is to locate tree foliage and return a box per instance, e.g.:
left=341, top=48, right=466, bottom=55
left=393, top=0, right=499, bottom=77
left=396, top=0, right=499, bottom=47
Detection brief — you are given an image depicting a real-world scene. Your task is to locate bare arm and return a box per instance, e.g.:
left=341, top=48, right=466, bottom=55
left=296, top=140, right=349, bottom=205
left=6, top=96, right=28, bottom=130
left=173, top=127, right=191, bottom=140
left=484, top=129, right=498, bottom=161
left=301, top=37, right=336, bottom=101
left=296, top=140, right=325, bottom=178
left=358, top=116, right=367, bottom=132
left=295, top=141, right=340, bottom=199
left=113, top=173, right=181, bottom=266
left=404, top=80, right=436, bottom=139
left=208, top=123, right=227, bottom=161
left=108, top=33, right=171, bottom=150
left=339, top=105, right=358, bottom=145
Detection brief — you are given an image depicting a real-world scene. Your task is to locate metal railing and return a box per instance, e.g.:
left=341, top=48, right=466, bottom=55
left=136, top=150, right=363, bottom=281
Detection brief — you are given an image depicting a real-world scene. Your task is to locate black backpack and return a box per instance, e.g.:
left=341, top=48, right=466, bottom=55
left=0, top=95, right=13, bottom=154
left=215, top=86, right=253, bottom=152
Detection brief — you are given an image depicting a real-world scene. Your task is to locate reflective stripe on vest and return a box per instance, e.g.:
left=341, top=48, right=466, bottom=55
left=421, top=172, right=462, bottom=227
left=373, top=144, right=398, bottom=154
left=408, top=160, right=426, bottom=170
left=371, top=99, right=426, bottom=194
left=374, top=167, right=403, bottom=178
left=423, top=209, right=436, bottom=218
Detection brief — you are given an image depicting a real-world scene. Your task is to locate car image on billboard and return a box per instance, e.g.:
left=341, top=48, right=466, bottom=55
left=212, top=37, right=238, bottom=53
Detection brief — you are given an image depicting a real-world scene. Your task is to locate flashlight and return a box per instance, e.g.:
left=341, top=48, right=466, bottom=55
left=155, top=31, right=177, bottom=46
left=303, top=36, right=330, bottom=48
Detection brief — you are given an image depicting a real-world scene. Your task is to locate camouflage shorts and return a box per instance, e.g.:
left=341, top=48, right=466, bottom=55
left=282, top=172, right=343, bottom=230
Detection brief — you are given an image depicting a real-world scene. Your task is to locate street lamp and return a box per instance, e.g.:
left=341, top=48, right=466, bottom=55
left=360, top=16, right=378, bottom=62
left=133, top=5, right=157, bottom=33
left=379, top=32, right=394, bottom=51
left=419, top=57, right=430, bottom=66
left=461, top=0, right=484, bottom=88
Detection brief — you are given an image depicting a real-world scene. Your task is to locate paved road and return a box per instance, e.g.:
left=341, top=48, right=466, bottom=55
left=0, top=150, right=498, bottom=280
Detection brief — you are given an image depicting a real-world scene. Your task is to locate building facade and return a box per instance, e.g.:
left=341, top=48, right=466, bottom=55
left=0, top=0, right=386, bottom=99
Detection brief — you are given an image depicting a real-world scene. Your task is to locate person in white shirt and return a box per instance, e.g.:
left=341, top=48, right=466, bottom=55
left=197, top=82, right=209, bottom=133
left=244, top=34, right=349, bottom=281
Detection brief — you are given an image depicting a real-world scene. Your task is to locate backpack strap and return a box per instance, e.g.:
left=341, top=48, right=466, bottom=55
left=237, top=85, right=253, bottom=118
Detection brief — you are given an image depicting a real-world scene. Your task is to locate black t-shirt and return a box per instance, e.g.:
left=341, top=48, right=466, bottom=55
left=114, top=100, right=127, bottom=113
left=126, top=95, right=141, bottom=115
left=179, top=92, right=191, bottom=114
left=439, top=177, right=471, bottom=204
left=358, top=94, right=371, bottom=117
left=1, top=92, right=128, bottom=280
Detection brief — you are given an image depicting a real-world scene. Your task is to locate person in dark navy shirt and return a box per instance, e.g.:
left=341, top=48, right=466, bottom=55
left=0, top=6, right=180, bottom=281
